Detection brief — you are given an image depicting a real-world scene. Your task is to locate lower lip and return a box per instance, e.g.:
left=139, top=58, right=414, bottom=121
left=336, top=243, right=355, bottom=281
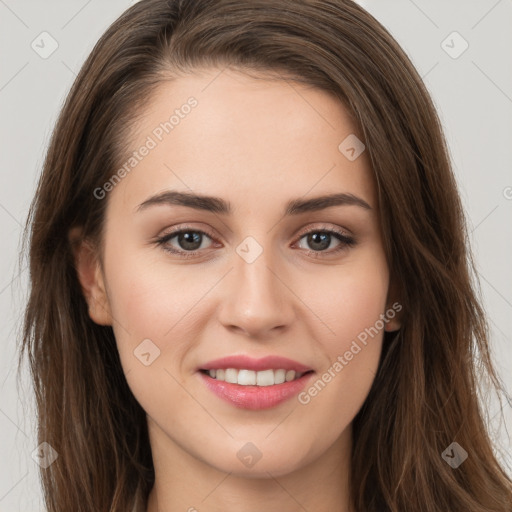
left=199, top=371, right=314, bottom=410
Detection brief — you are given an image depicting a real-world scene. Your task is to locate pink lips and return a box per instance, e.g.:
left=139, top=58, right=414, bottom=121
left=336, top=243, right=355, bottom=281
left=198, top=355, right=314, bottom=410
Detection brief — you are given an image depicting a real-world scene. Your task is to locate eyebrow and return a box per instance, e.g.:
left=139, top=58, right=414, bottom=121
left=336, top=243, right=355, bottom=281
left=135, top=190, right=372, bottom=215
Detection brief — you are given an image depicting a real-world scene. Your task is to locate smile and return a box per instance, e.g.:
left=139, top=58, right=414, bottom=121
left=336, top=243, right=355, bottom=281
left=200, top=368, right=310, bottom=386
left=198, top=370, right=315, bottom=410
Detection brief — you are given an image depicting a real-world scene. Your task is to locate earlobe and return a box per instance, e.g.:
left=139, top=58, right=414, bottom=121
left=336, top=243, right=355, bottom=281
left=384, top=310, right=402, bottom=332
left=68, top=227, right=112, bottom=326
left=385, top=276, right=403, bottom=332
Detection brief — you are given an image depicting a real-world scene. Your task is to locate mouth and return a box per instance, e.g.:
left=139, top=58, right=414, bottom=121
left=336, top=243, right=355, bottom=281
left=199, top=368, right=314, bottom=386
left=197, top=355, right=315, bottom=409
left=196, top=368, right=315, bottom=411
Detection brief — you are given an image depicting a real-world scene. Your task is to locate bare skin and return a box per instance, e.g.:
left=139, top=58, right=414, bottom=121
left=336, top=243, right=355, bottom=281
left=71, top=67, right=401, bottom=512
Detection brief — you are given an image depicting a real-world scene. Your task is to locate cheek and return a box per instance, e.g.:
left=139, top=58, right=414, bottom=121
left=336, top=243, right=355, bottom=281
left=295, top=252, right=388, bottom=420
left=106, top=236, right=214, bottom=326
left=103, top=252, right=211, bottom=420
left=310, top=251, right=389, bottom=349
left=103, top=246, right=215, bottom=375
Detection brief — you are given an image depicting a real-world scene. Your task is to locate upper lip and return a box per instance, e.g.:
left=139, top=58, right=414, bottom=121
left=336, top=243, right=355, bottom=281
left=199, top=355, right=313, bottom=373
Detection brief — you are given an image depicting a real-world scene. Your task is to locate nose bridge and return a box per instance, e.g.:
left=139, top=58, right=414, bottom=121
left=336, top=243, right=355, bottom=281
left=217, top=233, right=293, bottom=335
left=235, top=233, right=284, bottom=306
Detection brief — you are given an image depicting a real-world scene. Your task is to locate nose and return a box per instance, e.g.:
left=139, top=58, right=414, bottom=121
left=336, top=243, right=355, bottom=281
left=217, top=243, right=295, bottom=338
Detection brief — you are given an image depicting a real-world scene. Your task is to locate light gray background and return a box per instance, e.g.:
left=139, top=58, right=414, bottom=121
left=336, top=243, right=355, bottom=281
left=1, top=0, right=511, bottom=510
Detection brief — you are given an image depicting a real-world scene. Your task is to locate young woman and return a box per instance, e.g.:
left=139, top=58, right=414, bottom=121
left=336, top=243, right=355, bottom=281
left=20, top=0, right=512, bottom=510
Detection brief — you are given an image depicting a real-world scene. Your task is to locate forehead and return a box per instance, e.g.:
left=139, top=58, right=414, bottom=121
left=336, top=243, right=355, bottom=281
left=110, top=67, right=376, bottom=216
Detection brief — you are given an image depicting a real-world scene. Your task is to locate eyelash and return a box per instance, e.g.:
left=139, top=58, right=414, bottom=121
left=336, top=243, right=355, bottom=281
left=154, top=224, right=356, bottom=260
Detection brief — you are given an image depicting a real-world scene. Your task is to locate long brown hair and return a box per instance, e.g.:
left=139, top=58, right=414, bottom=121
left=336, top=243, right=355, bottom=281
left=19, top=0, right=512, bottom=510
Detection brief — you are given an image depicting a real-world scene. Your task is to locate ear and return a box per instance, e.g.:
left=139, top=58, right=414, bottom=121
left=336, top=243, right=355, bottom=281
left=68, top=227, right=112, bottom=326
left=384, top=274, right=403, bottom=332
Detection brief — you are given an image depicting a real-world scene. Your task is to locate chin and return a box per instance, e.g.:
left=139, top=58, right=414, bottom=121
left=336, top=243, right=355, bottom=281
left=203, top=441, right=313, bottom=479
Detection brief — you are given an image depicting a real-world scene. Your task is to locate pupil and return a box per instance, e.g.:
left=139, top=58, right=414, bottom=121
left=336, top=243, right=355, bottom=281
left=179, top=232, right=202, bottom=250
left=309, top=232, right=330, bottom=251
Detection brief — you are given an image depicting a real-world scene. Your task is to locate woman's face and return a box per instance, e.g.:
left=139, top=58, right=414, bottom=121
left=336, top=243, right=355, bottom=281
left=76, top=67, right=400, bottom=478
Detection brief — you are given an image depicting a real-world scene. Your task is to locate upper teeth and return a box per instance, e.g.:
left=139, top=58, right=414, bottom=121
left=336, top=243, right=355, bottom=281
left=207, top=368, right=302, bottom=386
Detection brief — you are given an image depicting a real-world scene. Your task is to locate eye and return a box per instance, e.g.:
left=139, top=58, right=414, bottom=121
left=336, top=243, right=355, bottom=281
left=294, top=225, right=356, bottom=258
left=154, top=225, right=217, bottom=259
left=154, top=224, right=356, bottom=259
